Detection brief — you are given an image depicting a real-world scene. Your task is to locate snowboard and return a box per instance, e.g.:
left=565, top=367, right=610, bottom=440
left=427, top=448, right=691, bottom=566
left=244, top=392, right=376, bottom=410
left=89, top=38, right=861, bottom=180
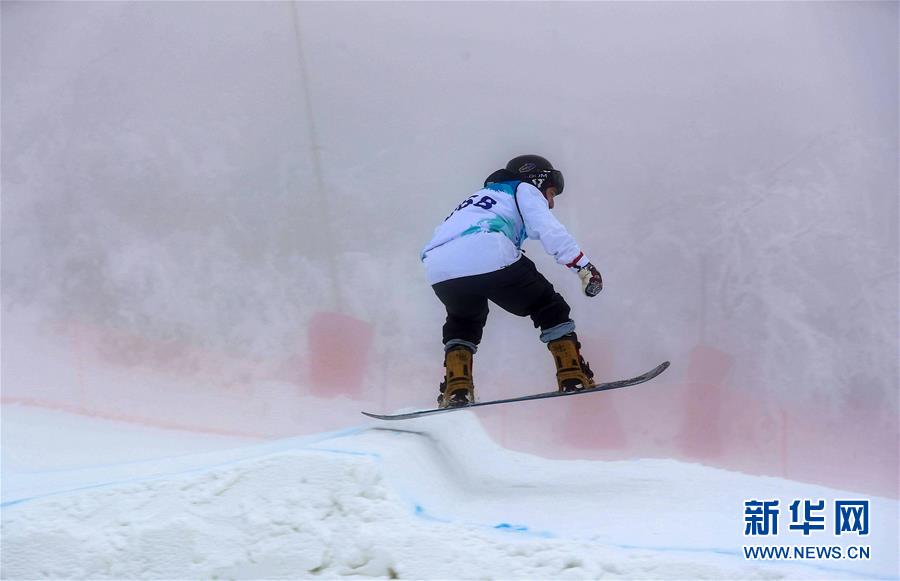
left=361, top=361, right=670, bottom=421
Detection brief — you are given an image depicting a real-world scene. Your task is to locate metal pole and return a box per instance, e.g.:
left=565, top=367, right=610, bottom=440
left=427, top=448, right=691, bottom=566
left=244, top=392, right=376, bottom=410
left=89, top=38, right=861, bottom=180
left=290, top=1, right=342, bottom=310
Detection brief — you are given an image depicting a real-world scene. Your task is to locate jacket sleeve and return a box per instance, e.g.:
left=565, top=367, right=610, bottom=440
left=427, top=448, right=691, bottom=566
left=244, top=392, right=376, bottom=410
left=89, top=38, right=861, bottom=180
left=516, top=182, right=591, bottom=268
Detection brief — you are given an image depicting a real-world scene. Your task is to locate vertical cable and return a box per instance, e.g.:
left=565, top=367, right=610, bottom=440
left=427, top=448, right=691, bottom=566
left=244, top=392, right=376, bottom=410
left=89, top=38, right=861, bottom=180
left=290, top=1, right=342, bottom=310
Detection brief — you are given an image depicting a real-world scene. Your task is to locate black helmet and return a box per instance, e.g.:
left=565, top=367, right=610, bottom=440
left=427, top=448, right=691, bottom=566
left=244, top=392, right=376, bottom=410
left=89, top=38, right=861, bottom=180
left=505, top=154, right=565, bottom=195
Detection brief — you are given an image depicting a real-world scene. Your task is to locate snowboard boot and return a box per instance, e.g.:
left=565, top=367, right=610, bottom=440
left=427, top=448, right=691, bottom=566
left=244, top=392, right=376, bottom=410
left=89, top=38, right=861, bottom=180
left=547, top=333, right=595, bottom=392
left=438, top=345, right=475, bottom=408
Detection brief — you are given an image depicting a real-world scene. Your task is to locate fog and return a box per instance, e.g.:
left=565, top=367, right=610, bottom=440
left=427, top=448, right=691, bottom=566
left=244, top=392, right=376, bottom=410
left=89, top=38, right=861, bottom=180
left=2, top=1, right=897, bottom=496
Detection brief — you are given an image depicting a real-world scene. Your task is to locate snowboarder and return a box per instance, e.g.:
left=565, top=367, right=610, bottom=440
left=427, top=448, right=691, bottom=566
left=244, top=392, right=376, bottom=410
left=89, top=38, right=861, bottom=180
left=422, top=155, right=604, bottom=408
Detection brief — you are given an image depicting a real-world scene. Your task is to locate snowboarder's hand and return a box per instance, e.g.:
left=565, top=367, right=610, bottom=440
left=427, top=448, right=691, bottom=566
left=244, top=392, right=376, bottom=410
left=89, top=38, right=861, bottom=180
left=578, top=263, right=603, bottom=297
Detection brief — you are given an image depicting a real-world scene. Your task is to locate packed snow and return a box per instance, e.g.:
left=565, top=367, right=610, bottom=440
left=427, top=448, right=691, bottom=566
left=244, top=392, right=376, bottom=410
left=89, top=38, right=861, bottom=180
left=2, top=405, right=896, bottom=579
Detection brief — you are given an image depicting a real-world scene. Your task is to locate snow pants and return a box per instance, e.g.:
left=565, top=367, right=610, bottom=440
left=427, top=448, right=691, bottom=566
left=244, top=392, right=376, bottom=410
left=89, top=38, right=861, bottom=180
left=431, top=255, right=572, bottom=349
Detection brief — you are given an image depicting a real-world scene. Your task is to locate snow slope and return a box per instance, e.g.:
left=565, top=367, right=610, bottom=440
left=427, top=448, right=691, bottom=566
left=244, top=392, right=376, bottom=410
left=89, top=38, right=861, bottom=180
left=2, top=406, right=896, bottom=579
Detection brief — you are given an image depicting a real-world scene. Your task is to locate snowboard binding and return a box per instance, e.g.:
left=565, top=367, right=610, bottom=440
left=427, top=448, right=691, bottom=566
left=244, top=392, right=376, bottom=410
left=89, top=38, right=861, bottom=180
left=548, top=333, right=595, bottom=392
left=438, top=345, right=475, bottom=408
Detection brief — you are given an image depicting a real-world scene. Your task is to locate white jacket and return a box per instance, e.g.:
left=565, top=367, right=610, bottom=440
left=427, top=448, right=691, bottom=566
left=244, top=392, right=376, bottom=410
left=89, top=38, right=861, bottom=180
left=422, top=180, right=590, bottom=284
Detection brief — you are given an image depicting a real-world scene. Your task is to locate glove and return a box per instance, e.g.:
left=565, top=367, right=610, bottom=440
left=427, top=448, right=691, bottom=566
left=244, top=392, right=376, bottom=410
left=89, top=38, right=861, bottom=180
left=577, top=263, right=603, bottom=297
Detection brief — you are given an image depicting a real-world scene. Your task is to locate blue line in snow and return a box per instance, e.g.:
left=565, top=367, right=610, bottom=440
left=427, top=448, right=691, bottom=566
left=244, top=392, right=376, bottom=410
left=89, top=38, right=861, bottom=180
left=494, top=523, right=529, bottom=532
left=412, top=504, right=453, bottom=524
left=1, top=426, right=369, bottom=508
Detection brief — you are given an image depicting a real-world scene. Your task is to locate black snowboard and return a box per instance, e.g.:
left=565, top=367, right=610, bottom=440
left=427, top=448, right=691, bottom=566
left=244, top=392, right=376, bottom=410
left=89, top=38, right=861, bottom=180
left=361, top=361, right=670, bottom=421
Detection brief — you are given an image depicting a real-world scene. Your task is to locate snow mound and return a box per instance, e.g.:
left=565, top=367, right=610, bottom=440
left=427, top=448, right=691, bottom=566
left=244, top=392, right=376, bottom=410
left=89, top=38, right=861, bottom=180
left=3, top=448, right=789, bottom=580
left=3, top=411, right=894, bottom=579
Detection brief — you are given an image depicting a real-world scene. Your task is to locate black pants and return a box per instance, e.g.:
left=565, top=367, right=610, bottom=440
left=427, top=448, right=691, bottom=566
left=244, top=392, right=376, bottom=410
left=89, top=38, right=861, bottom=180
left=432, top=256, right=571, bottom=346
